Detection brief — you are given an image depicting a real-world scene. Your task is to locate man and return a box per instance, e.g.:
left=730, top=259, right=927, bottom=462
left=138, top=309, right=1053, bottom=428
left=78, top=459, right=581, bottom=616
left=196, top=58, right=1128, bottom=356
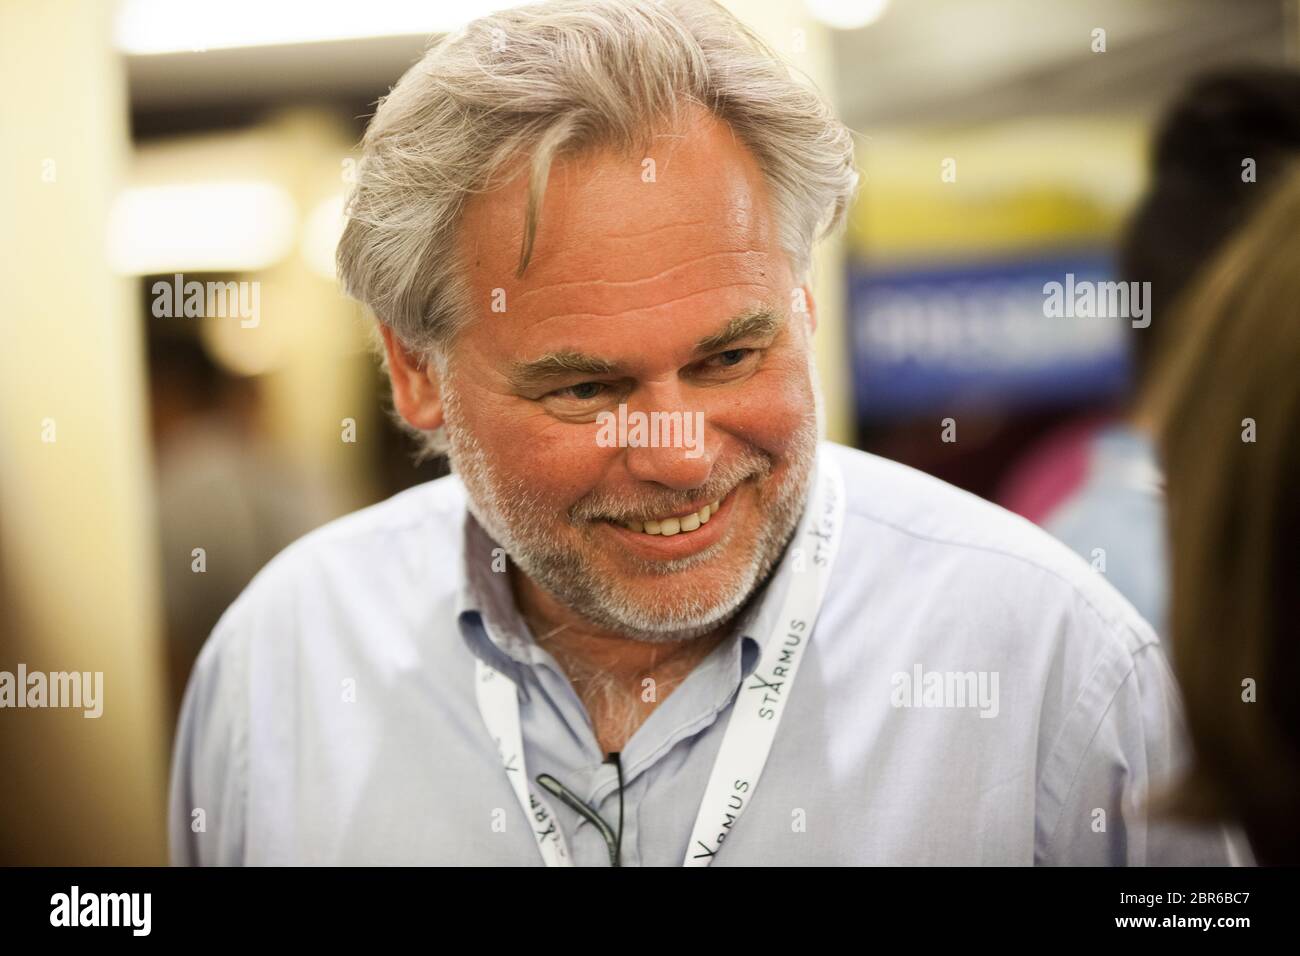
left=170, top=0, right=1235, bottom=865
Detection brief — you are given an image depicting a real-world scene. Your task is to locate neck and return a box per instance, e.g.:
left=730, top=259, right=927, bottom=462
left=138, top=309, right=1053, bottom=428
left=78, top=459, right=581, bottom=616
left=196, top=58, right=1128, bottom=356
left=509, top=566, right=731, bottom=682
left=509, top=567, right=733, bottom=753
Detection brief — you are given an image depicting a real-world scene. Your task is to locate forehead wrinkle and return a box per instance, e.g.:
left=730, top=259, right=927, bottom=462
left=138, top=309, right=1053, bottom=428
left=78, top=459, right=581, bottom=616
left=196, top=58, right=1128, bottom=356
left=514, top=281, right=778, bottom=326
left=513, top=247, right=771, bottom=304
left=602, top=219, right=707, bottom=239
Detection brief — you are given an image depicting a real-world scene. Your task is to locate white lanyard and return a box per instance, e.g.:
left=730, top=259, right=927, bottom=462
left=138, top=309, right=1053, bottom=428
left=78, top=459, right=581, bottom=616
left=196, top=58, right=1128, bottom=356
left=474, top=452, right=845, bottom=867
left=475, top=659, right=574, bottom=865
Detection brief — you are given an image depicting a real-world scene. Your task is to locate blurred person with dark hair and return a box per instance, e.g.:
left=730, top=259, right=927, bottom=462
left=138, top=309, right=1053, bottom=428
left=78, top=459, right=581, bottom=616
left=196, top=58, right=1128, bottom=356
left=1000, top=67, right=1300, bottom=639
left=149, top=335, right=335, bottom=719
left=1150, top=165, right=1300, bottom=866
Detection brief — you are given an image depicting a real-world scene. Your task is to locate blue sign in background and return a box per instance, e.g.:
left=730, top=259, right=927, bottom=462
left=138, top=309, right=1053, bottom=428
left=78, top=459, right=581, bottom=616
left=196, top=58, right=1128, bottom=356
left=848, top=252, right=1132, bottom=421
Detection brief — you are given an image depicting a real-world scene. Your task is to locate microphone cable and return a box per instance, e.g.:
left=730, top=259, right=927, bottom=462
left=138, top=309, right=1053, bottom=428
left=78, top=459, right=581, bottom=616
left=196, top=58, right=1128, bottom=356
left=536, top=751, right=625, bottom=866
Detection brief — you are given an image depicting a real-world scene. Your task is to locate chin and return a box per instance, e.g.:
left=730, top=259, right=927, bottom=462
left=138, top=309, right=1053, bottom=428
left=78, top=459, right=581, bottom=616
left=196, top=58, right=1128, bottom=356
left=578, top=533, right=781, bottom=642
left=572, top=589, right=752, bottom=644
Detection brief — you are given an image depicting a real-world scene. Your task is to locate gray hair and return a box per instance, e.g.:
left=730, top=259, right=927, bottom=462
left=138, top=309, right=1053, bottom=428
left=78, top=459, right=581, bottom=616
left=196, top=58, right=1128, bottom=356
left=337, top=0, right=858, bottom=457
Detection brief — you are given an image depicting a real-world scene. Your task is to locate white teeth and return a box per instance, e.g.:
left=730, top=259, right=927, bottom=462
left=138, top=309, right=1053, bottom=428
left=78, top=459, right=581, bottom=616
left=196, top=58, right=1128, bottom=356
left=619, top=499, right=723, bottom=536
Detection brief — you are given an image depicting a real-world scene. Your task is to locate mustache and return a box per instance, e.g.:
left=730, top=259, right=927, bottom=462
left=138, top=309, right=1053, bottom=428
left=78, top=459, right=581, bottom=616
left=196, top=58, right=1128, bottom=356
left=569, top=448, right=774, bottom=524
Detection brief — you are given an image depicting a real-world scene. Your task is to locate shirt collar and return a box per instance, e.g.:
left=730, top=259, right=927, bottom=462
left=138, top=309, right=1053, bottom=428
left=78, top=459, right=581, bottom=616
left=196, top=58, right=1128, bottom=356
left=454, top=510, right=542, bottom=681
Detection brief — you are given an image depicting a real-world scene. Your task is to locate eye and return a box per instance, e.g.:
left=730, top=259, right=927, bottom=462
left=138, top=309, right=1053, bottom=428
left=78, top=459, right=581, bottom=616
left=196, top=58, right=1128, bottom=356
left=715, top=349, right=750, bottom=366
left=554, top=381, right=606, bottom=400
left=705, top=348, right=756, bottom=370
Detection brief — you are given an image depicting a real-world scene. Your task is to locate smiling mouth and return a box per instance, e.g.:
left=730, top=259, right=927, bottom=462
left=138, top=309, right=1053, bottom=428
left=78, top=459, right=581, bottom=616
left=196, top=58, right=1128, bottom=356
left=611, top=499, right=722, bottom=537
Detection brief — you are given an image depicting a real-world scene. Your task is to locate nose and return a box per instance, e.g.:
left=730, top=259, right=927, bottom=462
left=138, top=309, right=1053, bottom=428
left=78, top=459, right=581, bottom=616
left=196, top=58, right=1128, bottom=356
left=621, top=391, right=717, bottom=491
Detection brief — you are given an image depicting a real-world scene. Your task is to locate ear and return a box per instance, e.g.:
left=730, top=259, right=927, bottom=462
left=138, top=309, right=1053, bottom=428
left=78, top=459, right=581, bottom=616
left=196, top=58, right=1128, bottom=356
left=800, top=283, right=817, bottom=337
left=379, top=325, right=445, bottom=431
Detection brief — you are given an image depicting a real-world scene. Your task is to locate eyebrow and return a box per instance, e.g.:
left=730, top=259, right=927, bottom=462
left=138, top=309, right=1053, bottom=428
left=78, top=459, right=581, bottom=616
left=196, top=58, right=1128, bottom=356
left=692, top=306, right=785, bottom=354
left=506, top=305, right=786, bottom=390
left=507, top=351, right=617, bottom=391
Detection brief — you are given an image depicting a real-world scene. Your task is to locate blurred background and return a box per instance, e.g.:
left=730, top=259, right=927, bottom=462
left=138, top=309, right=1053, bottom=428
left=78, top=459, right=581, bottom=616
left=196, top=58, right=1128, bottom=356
left=1, top=0, right=1296, bottom=864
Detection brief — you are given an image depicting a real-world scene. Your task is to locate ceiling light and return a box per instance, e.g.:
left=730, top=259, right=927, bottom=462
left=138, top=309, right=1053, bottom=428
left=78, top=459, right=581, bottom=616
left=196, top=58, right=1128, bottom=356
left=115, top=0, right=539, bottom=55
left=108, top=181, right=297, bottom=274
left=804, top=0, right=890, bottom=31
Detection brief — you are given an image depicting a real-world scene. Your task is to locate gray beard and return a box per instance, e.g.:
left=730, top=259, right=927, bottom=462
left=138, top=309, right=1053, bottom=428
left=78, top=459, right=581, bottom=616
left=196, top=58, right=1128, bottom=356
left=442, top=383, right=820, bottom=644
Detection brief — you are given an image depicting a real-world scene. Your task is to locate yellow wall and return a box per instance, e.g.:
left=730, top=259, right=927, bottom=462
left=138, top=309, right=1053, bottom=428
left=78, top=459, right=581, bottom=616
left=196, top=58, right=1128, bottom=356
left=0, top=0, right=168, bottom=864
left=849, top=118, right=1147, bottom=265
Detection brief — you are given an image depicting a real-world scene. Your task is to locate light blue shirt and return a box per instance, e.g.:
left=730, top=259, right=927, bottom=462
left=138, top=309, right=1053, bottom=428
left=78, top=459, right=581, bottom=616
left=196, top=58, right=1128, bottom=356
left=169, top=441, right=1237, bottom=865
left=1045, top=423, right=1169, bottom=638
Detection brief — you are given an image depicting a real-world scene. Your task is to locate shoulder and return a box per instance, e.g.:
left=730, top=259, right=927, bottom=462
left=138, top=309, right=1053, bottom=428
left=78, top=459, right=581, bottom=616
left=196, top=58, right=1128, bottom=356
left=264, top=471, right=467, bottom=567
left=818, top=443, right=1199, bottom=856
left=193, top=473, right=471, bottom=681
left=821, top=440, right=1157, bottom=660
left=243, top=472, right=465, bottom=606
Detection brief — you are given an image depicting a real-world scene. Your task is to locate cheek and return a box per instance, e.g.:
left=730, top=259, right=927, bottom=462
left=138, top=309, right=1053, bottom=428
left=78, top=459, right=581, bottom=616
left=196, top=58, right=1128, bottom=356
left=709, top=354, right=816, bottom=456
left=457, top=380, right=613, bottom=504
